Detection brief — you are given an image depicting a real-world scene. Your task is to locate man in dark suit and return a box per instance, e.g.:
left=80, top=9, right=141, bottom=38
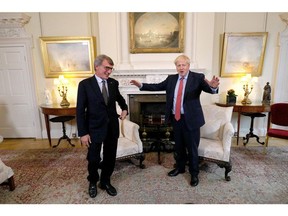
left=130, top=54, right=219, bottom=187
left=77, top=54, right=128, bottom=198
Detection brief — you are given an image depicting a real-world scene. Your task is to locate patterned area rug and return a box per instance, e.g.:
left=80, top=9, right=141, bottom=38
left=0, top=146, right=288, bottom=204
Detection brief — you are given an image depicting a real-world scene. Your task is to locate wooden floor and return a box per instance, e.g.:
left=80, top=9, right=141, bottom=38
left=0, top=136, right=287, bottom=150
left=0, top=138, right=82, bottom=150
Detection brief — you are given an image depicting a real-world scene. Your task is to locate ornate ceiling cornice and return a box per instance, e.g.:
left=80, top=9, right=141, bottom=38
left=279, top=13, right=288, bottom=25
left=0, top=13, right=30, bottom=28
left=0, top=13, right=31, bottom=38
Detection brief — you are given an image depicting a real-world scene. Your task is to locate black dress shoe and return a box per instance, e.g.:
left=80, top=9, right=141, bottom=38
left=168, top=168, right=185, bottom=177
left=190, top=176, right=199, bottom=187
left=88, top=182, right=97, bottom=198
left=99, top=182, right=117, bottom=196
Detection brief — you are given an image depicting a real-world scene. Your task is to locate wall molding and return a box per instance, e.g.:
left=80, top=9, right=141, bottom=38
left=0, top=13, right=31, bottom=38
left=273, top=14, right=288, bottom=103
left=111, top=12, right=198, bottom=70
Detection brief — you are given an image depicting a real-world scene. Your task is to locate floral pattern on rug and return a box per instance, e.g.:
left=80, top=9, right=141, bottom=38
left=0, top=146, right=288, bottom=204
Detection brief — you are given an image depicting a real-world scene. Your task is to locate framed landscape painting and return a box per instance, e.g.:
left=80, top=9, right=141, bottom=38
left=220, top=32, right=268, bottom=77
left=40, top=36, right=96, bottom=78
left=129, top=12, right=184, bottom=53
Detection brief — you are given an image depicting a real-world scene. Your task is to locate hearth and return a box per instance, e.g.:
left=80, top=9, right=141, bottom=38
left=129, top=94, right=166, bottom=126
left=128, top=94, right=174, bottom=154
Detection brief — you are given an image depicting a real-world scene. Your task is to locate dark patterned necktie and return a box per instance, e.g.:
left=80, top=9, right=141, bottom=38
left=102, top=80, right=108, bottom=105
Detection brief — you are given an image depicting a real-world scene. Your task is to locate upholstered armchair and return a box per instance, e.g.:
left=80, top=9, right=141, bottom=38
left=101, top=119, right=145, bottom=168
left=198, top=104, right=234, bottom=181
left=0, top=158, right=15, bottom=191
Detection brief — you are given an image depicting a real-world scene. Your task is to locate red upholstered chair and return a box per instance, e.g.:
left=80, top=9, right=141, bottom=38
left=265, top=103, right=288, bottom=152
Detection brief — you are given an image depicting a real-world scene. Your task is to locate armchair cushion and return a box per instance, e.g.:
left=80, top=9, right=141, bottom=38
left=199, top=138, right=224, bottom=161
left=200, top=119, right=221, bottom=140
left=117, top=137, right=140, bottom=158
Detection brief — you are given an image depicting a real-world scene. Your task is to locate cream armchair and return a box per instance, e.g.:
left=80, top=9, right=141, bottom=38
left=198, top=104, right=234, bottom=181
left=101, top=119, right=145, bottom=168
left=0, top=136, right=15, bottom=190
left=0, top=158, right=15, bottom=191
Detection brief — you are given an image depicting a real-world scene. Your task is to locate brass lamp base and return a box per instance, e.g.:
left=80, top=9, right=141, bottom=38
left=60, top=97, right=70, bottom=107
left=241, top=98, right=252, bottom=104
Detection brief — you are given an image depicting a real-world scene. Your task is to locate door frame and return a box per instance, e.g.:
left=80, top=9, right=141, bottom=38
left=0, top=37, right=41, bottom=138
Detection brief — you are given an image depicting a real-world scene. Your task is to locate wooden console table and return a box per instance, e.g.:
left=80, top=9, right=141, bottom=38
left=40, top=104, right=76, bottom=147
left=215, top=103, right=270, bottom=145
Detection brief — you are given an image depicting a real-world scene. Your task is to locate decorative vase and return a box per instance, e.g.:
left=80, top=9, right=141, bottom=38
left=226, top=95, right=237, bottom=105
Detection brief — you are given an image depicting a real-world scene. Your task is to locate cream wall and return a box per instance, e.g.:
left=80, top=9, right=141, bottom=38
left=213, top=13, right=286, bottom=136
left=22, top=12, right=286, bottom=139
left=25, top=13, right=98, bottom=106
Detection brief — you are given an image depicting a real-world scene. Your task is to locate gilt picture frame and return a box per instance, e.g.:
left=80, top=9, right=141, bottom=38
left=129, top=12, right=184, bottom=53
left=220, top=32, right=268, bottom=77
left=40, top=36, right=96, bottom=78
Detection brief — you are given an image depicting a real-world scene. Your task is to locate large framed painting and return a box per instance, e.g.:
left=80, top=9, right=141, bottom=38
left=220, top=32, right=268, bottom=77
left=129, top=12, right=184, bottom=53
left=40, top=36, right=96, bottom=78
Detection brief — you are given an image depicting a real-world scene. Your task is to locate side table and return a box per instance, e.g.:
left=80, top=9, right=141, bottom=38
left=40, top=104, right=76, bottom=147
left=215, top=103, right=270, bottom=145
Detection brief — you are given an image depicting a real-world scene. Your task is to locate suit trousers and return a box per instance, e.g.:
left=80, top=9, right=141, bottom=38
left=172, top=115, right=200, bottom=176
left=87, top=124, right=118, bottom=184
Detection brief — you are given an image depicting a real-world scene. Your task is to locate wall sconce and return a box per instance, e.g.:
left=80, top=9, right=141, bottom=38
left=54, top=75, right=70, bottom=107
left=241, top=74, right=258, bottom=104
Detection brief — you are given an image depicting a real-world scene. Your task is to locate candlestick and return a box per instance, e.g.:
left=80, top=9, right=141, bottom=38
left=241, top=74, right=254, bottom=104
left=54, top=75, right=70, bottom=107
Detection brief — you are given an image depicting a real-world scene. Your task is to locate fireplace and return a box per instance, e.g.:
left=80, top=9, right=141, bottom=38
left=128, top=94, right=166, bottom=126
left=128, top=94, right=174, bottom=153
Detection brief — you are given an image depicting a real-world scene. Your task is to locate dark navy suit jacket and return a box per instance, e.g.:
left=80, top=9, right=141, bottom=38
left=76, top=76, right=128, bottom=143
left=141, top=71, right=217, bottom=131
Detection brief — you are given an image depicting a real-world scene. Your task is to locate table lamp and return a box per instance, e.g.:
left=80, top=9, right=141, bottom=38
left=54, top=75, right=70, bottom=107
left=241, top=74, right=258, bottom=104
left=241, top=74, right=253, bottom=104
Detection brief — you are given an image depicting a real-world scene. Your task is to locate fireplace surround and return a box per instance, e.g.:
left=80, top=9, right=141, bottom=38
left=128, top=94, right=174, bottom=154
left=128, top=94, right=166, bottom=126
